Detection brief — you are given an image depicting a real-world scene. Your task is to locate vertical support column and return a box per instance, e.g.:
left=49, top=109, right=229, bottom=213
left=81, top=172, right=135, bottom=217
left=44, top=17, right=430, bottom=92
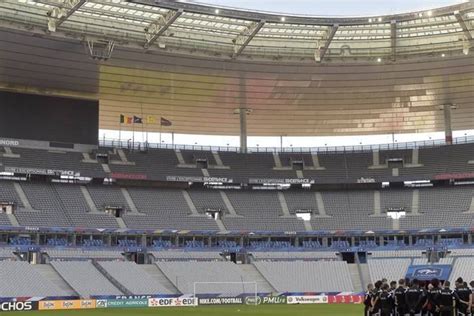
left=443, top=104, right=453, bottom=145
left=240, top=108, right=248, bottom=153
left=238, top=74, right=248, bottom=154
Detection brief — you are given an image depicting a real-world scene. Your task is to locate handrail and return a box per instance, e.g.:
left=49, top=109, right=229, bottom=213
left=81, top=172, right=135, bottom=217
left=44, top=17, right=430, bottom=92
left=98, top=135, right=474, bottom=154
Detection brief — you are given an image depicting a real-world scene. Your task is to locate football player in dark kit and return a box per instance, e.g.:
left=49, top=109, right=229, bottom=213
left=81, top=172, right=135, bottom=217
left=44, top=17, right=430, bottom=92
left=373, top=283, right=394, bottom=316
left=395, top=279, right=408, bottom=316
left=371, top=281, right=384, bottom=315
left=435, top=281, right=458, bottom=316
left=471, top=281, right=474, bottom=316
left=364, top=283, right=374, bottom=316
left=405, top=279, right=426, bottom=316
left=454, top=278, right=472, bottom=316
left=423, top=279, right=441, bottom=316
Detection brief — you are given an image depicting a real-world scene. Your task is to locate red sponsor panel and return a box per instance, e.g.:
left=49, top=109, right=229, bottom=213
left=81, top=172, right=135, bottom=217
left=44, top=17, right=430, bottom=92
left=434, top=172, right=474, bottom=180
left=328, top=295, right=364, bottom=304
left=110, top=173, right=147, bottom=180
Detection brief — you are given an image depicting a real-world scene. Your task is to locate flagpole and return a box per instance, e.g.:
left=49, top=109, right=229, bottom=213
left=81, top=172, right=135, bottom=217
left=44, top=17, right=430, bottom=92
left=159, top=123, right=162, bottom=146
left=140, top=103, right=145, bottom=145
left=132, top=120, right=135, bottom=151
left=119, top=123, right=122, bottom=147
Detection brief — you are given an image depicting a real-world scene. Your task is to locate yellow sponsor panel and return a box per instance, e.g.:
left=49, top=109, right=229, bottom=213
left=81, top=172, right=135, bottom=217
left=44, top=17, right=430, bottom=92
left=39, top=300, right=96, bottom=311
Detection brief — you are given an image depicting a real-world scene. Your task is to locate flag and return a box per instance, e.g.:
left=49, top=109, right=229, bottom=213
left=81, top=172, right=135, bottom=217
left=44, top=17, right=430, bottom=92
left=160, top=117, right=172, bottom=126
left=146, top=115, right=156, bottom=124
left=119, top=114, right=125, bottom=124
left=133, top=116, right=143, bottom=124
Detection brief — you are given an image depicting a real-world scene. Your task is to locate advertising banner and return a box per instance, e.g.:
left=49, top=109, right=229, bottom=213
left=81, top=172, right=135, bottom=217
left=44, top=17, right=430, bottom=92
left=166, top=176, right=233, bottom=183
left=95, top=299, right=148, bottom=309
left=0, top=301, right=38, bottom=312
left=245, top=295, right=287, bottom=305
left=287, top=295, right=328, bottom=304
left=199, top=297, right=243, bottom=305
left=4, top=166, right=79, bottom=177
left=39, top=300, right=96, bottom=311
left=110, top=172, right=147, bottom=180
left=328, top=295, right=364, bottom=304
left=148, top=297, right=196, bottom=307
left=405, top=265, right=452, bottom=281
left=249, top=178, right=314, bottom=184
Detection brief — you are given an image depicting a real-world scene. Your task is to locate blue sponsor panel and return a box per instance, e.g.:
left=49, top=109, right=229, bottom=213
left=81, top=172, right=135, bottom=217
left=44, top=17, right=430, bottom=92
left=405, top=265, right=452, bottom=281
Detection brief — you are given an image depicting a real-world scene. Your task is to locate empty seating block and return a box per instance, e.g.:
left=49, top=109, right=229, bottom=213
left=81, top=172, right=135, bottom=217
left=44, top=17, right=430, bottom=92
left=368, top=259, right=411, bottom=283
left=0, top=261, right=67, bottom=297
left=254, top=261, right=354, bottom=292
left=98, top=261, right=175, bottom=295
left=51, top=261, right=122, bottom=297
left=157, top=261, right=255, bottom=295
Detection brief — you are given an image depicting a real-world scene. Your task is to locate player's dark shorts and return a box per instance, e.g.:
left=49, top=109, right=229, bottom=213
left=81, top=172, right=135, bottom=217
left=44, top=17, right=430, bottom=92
left=439, top=306, right=453, bottom=316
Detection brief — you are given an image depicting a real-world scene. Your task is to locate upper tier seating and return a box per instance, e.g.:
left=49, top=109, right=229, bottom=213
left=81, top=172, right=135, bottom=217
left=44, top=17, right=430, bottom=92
left=0, top=179, right=473, bottom=231
left=2, top=142, right=474, bottom=184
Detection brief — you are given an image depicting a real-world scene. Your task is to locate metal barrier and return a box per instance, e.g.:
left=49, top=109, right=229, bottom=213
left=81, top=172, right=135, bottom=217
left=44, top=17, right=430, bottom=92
left=99, top=135, right=474, bottom=154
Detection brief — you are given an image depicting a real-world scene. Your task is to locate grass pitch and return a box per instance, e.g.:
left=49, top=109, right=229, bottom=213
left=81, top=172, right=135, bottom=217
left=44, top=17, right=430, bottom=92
left=9, top=304, right=361, bottom=315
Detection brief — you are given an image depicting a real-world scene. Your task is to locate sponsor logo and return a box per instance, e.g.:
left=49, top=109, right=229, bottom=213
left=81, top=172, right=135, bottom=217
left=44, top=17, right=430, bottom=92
left=148, top=297, right=196, bottom=307
left=435, top=172, right=474, bottom=180
left=4, top=166, right=79, bottom=177
left=200, top=297, right=243, bottom=305
left=244, top=296, right=261, bottom=305
left=0, top=301, right=34, bottom=311
left=40, top=301, right=55, bottom=310
left=166, top=176, right=233, bottom=183
left=106, top=299, right=148, bottom=308
left=249, top=178, right=314, bottom=184
left=96, top=300, right=108, bottom=308
left=0, top=139, right=19, bottom=146
left=262, top=296, right=287, bottom=304
left=80, top=300, right=95, bottom=309
left=62, top=301, right=75, bottom=309
left=115, top=295, right=151, bottom=300
left=414, top=268, right=442, bottom=277
left=357, top=177, right=376, bottom=183
left=110, top=173, right=147, bottom=180
left=287, top=295, right=328, bottom=305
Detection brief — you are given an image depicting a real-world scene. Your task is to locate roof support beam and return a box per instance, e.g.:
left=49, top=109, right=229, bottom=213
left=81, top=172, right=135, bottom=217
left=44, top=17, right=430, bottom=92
left=454, top=11, right=473, bottom=41
left=144, top=9, right=183, bottom=49
left=315, top=24, right=338, bottom=63
left=391, top=20, right=397, bottom=61
left=47, top=0, right=86, bottom=32
left=232, top=20, right=265, bottom=59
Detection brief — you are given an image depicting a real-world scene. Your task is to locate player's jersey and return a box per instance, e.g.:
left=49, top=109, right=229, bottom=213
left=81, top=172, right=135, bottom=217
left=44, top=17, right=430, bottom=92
left=372, top=289, right=383, bottom=312
left=455, top=286, right=472, bottom=312
left=436, top=288, right=456, bottom=311
left=426, top=287, right=441, bottom=312
left=394, top=286, right=407, bottom=308
left=405, top=287, right=424, bottom=312
left=378, top=291, right=394, bottom=312
left=364, top=290, right=372, bottom=307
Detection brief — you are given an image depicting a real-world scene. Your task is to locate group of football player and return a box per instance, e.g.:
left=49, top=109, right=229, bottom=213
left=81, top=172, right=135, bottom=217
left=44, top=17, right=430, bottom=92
left=364, top=277, right=474, bottom=316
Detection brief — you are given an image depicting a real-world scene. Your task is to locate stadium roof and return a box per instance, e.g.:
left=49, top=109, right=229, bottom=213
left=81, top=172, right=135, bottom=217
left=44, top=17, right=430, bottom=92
left=0, top=0, right=473, bottom=62
left=0, top=1, right=473, bottom=137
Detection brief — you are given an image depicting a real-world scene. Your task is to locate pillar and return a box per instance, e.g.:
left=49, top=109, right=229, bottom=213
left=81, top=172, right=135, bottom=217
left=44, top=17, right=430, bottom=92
left=238, top=74, right=248, bottom=153
left=443, top=104, right=453, bottom=145
left=240, top=108, right=248, bottom=153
